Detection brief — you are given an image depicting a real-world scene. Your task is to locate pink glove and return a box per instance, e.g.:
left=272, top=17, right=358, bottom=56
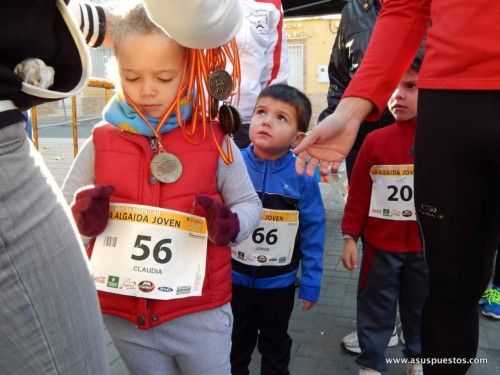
left=70, top=185, right=114, bottom=237
left=196, top=194, right=240, bottom=246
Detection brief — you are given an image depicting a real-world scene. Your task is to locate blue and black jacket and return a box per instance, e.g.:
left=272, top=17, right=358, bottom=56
left=232, top=146, right=326, bottom=302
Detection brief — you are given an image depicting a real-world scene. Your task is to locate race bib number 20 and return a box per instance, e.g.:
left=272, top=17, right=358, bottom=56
left=369, top=164, right=416, bottom=221
left=91, top=203, right=208, bottom=300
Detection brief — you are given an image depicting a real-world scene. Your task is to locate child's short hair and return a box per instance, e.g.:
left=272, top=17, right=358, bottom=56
left=112, top=5, right=163, bottom=51
left=257, top=84, right=312, bottom=133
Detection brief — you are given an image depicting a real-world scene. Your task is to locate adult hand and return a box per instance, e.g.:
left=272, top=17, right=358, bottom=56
left=70, top=185, right=114, bottom=237
left=293, top=97, right=373, bottom=176
left=196, top=194, right=240, bottom=246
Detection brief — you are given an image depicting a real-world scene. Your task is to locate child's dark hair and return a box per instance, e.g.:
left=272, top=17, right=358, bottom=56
left=257, top=84, right=312, bottom=133
left=410, top=40, right=426, bottom=73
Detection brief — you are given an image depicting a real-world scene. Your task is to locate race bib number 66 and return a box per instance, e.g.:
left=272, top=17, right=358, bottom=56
left=231, top=209, right=299, bottom=266
left=91, top=203, right=208, bottom=300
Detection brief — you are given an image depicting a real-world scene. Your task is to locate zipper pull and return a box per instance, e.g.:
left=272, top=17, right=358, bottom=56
left=150, top=138, right=158, bottom=152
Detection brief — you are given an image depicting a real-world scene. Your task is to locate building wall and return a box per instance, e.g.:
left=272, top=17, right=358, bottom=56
left=284, top=15, right=341, bottom=126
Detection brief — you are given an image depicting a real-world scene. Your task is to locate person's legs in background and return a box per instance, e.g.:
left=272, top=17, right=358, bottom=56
left=415, top=89, right=500, bottom=375
left=0, top=122, right=109, bottom=374
left=481, top=247, right=500, bottom=318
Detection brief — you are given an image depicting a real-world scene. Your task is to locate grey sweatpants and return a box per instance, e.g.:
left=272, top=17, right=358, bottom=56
left=104, top=303, right=233, bottom=375
left=0, top=122, right=109, bottom=374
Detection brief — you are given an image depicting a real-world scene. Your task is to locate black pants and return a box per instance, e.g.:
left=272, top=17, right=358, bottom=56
left=415, top=90, right=500, bottom=374
left=493, top=246, right=500, bottom=286
left=230, top=283, right=295, bottom=375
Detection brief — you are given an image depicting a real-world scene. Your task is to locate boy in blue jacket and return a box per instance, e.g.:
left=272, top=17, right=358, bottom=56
left=231, top=84, right=326, bottom=375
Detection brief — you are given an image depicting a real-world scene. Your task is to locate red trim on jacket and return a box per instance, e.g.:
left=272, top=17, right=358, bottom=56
left=91, top=122, right=232, bottom=329
left=258, top=0, right=284, bottom=86
left=345, top=0, right=500, bottom=120
left=341, top=119, right=422, bottom=252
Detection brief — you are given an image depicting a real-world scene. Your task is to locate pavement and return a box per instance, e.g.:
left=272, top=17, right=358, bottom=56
left=39, top=136, right=500, bottom=375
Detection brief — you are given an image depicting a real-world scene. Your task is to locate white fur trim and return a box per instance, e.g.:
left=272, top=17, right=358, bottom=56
left=20, top=0, right=90, bottom=100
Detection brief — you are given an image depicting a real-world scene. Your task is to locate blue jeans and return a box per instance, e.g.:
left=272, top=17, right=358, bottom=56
left=0, top=122, right=109, bottom=374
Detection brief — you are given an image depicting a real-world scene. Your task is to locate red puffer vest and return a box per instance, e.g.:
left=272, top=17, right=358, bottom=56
left=91, top=122, right=231, bottom=329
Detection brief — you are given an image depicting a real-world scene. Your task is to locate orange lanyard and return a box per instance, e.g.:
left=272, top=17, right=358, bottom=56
left=121, top=39, right=241, bottom=165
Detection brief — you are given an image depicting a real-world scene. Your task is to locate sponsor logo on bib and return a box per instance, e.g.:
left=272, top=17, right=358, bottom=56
left=138, top=280, right=155, bottom=292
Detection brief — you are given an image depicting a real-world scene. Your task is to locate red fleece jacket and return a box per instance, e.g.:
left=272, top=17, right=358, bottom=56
left=341, top=119, right=422, bottom=252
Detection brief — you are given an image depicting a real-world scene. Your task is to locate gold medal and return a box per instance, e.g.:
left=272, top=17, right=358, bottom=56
left=150, top=152, right=183, bottom=183
left=208, top=69, right=233, bottom=101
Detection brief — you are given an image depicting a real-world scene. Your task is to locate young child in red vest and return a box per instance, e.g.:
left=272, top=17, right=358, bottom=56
left=341, top=47, right=427, bottom=375
left=62, top=5, right=261, bottom=375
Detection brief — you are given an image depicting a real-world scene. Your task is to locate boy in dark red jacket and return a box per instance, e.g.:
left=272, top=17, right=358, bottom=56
left=341, top=49, right=427, bottom=375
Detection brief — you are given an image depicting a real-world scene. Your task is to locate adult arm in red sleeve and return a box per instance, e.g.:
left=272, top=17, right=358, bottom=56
left=294, top=0, right=430, bottom=176
left=344, top=0, right=431, bottom=120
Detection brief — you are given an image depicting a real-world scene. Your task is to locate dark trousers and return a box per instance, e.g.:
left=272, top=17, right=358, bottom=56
left=493, top=246, right=500, bottom=286
left=230, top=283, right=296, bottom=375
left=416, top=90, right=500, bottom=374
left=356, top=243, right=428, bottom=372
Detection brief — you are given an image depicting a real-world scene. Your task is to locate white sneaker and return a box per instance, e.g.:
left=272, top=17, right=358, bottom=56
left=406, top=363, right=423, bottom=375
left=359, top=367, right=382, bottom=375
left=341, top=326, right=399, bottom=354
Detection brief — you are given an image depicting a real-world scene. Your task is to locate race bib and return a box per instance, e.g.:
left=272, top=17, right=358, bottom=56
left=369, top=164, right=416, bottom=221
left=231, top=209, right=299, bottom=266
left=91, top=203, right=207, bottom=300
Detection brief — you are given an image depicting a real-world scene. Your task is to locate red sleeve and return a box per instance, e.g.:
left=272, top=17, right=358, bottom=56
left=341, top=135, right=375, bottom=236
left=343, top=0, right=431, bottom=120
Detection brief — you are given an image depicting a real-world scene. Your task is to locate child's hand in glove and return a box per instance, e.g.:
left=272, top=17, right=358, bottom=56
left=70, top=185, right=114, bottom=237
left=195, top=194, right=239, bottom=246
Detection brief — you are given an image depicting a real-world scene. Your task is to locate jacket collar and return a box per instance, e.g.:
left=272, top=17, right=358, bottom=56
left=244, top=145, right=295, bottom=173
